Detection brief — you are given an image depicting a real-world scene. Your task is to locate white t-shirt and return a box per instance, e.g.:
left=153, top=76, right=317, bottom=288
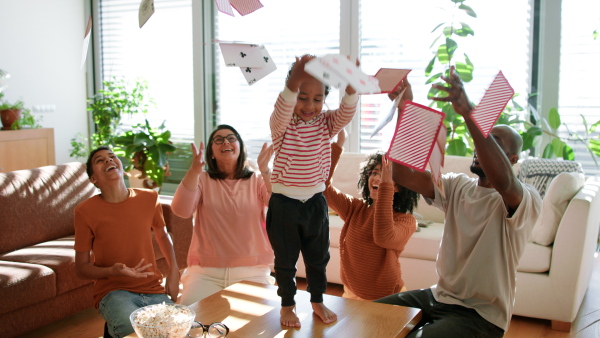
left=426, top=173, right=542, bottom=331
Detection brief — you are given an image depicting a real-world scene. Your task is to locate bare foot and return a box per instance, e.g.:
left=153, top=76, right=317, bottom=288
left=280, top=305, right=301, bottom=327
left=312, top=302, right=337, bottom=324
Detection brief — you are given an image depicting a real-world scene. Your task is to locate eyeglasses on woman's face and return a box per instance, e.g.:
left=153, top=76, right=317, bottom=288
left=212, top=134, right=238, bottom=145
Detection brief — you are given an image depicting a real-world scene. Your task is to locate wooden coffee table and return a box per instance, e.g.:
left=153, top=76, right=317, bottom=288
left=186, top=281, right=421, bottom=337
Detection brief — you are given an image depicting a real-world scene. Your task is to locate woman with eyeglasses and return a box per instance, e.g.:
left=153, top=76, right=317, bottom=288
left=171, top=124, right=275, bottom=305
left=324, top=89, right=420, bottom=301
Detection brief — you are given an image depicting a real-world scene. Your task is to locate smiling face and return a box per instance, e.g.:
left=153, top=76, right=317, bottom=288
left=89, top=149, right=124, bottom=186
left=368, top=164, right=383, bottom=201
left=294, top=77, right=326, bottom=122
left=210, top=128, right=240, bottom=163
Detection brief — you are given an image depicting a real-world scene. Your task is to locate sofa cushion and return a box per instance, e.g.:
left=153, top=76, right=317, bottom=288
left=0, top=260, right=56, bottom=315
left=530, top=172, right=585, bottom=246
left=329, top=215, right=344, bottom=248
left=0, top=162, right=97, bottom=254
left=401, top=222, right=444, bottom=260
left=517, top=242, right=552, bottom=273
left=0, top=235, right=90, bottom=295
left=330, top=152, right=366, bottom=199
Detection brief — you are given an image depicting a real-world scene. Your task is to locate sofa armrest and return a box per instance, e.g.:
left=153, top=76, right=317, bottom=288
left=159, top=195, right=192, bottom=271
left=549, top=177, right=600, bottom=313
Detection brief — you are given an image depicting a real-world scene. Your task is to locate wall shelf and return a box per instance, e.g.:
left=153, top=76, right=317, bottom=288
left=0, top=128, right=55, bottom=172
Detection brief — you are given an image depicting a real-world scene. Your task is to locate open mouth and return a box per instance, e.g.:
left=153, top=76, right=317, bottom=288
left=105, top=165, right=118, bottom=172
left=372, top=185, right=379, bottom=190
left=221, top=149, right=233, bottom=153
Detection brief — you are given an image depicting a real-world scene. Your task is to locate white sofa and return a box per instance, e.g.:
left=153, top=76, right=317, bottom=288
left=296, top=153, right=600, bottom=331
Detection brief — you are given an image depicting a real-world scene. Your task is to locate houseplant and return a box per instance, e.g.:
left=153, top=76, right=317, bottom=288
left=70, top=76, right=153, bottom=158
left=0, top=95, right=24, bottom=130
left=113, top=119, right=177, bottom=190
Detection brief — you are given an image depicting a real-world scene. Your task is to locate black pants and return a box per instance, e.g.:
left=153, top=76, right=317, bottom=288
left=266, top=192, right=330, bottom=306
left=375, top=289, right=505, bottom=338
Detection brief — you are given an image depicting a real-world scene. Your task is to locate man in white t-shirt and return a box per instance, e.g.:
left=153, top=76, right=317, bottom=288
left=375, top=67, right=542, bottom=337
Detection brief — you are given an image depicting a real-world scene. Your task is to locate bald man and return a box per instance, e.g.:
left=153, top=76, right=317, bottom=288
left=375, top=68, right=542, bottom=338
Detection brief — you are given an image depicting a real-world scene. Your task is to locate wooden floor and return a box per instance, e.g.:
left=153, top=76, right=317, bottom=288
left=18, top=253, right=600, bottom=338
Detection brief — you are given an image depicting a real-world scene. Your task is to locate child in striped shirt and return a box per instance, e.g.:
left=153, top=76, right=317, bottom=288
left=266, top=54, right=359, bottom=328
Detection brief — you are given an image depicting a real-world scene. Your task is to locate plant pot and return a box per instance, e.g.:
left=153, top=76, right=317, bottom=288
left=1, top=109, right=21, bottom=130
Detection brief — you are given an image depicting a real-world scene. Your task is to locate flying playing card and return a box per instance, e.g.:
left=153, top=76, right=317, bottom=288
left=373, top=68, right=411, bottom=94
left=240, top=46, right=277, bottom=85
left=387, top=101, right=446, bottom=172
left=471, top=71, right=514, bottom=137
left=370, top=88, right=406, bottom=138
left=138, top=0, right=155, bottom=28
left=216, top=0, right=263, bottom=17
left=219, top=43, right=266, bottom=67
left=305, top=54, right=380, bottom=94
left=80, top=16, right=92, bottom=69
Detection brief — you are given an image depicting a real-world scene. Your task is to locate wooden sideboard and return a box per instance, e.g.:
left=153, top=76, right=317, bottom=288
left=0, top=128, right=56, bottom=173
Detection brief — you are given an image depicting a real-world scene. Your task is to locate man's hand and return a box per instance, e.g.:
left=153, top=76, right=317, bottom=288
left=431, top=66, right=473, bottom=118
left=112, top=258, right=154, bottom=278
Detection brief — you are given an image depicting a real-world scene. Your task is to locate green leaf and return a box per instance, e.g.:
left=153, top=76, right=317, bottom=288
left=594, top=30, right=598, bottom=40
left=431, top=22, right=445, bottom=33
left=460, top=22, right=474, bottom=36
left=443, top=26, right=453, bottom=37
left=447, top=139, right=467, bottom=156
left=446, top=38, right=458, bottom=59
left=563, top=145, right=575, bottom=160
left=548, top=107, right=561, bottom=129
left=590, top=139, right=600, bottom=157
left=425, top=55, right=436, bottom=76
left=521, top=133, right=534, bottom=151
left=425, top=73, right=443, bottom=84
left=542, top=143, right=555, bottom=158
left=451, top=0, right=465, bottom=3
left=551, top=138, right=565, bottom=157
left=590, top=119, right=600, bottom=133
left=459, top=3, right=477, bottom=18
left=455, top=61, right=473, bottom=82
left=437, top=44, right=450, bottom=64
left=443, top=104, right=457, bottom=123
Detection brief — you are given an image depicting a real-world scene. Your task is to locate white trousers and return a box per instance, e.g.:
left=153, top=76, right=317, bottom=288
left=178, top=265, right=275, bottom=306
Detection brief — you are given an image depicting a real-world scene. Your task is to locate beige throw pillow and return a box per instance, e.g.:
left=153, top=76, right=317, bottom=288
left=530, top=171, right=585, bottom=246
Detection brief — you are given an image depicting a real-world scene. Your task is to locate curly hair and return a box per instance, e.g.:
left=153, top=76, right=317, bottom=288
left=286, top=54, right=330, bottom=97
left=357, top=151, right=419, bottom=214
left=205, top=124, right=253, bottom=180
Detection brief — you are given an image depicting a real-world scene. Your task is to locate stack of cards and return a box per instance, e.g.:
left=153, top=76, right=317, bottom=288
left=304, top=54, right=380, bottom=94
left=218, top=42, right=277, bottom=85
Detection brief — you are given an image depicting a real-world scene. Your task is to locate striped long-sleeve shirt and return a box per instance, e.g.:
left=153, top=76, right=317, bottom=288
left=270, top=86, right=358, bottom=198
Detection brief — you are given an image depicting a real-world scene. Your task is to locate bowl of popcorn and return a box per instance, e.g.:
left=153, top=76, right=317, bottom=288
left=130, top=303, right=195, bottom=338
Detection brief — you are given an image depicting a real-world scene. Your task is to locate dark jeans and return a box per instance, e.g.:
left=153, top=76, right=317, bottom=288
left=374, top=289, right=505, bottom=338
left=266, top=192, right=330, bottom=307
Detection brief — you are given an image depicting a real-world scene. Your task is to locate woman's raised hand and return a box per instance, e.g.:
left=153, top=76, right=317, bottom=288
left=257, top=142, right=274, bottom=175
left=190, top=142, right=205, bottom=174
left=381, top=154, right=393, bottom=184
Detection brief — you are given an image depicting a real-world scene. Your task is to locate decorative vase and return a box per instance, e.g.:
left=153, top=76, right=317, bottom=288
left=0, top=109, right=22, bottom=130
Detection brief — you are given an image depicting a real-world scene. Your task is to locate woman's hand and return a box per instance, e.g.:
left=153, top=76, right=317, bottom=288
left=189, top=142, right=205, bottom=175
left=257, top=142, right=274, bottom=175
left=381, top=154, right=393, bottom=184
left=335, top=128, right=346, bottom=147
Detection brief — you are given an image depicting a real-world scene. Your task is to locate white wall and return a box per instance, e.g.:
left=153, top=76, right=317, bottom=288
left=0, top=0, right=88, bottom=165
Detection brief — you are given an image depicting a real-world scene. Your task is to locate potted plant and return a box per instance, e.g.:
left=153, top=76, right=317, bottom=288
left=70, top=76, right=153, bottom=158
left=0, top=95, right=24, bottom=130
left=114, top=119, right=177, bottom=191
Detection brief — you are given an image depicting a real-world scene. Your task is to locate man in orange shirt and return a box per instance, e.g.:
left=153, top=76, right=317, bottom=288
left=74, top=146, right=179, bottom=338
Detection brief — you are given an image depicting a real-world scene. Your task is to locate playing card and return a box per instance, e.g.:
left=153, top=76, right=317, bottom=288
left=305, top=54, right=379, bottom=94
left=240, top=45, right=277, bottom=85
left=373, top=68, right=411, bottom=94
left=230, top=0, right=264, bottom=16
left=219, top=43, right=266, bottom=68
left=471, top=71, right=514, bottom=137
left=304, top=57, right=348, bottom=89
left=429, top=124, right=447, bottom=196
left=138, top=0, right=155, bottom=28
left=215, top=0, right=235, bottom=16
left=387, top=101, right=446, bottom=172
left=81, top=16, right=92, bottom=69
left=370, top=88, right=405, bottom=138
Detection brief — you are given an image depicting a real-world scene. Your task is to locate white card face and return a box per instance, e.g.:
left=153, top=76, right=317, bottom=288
left=304, top=54, right=380, bottom=94
left=230, top=0, right=264, bottom=16
left=80, top=16, right=92, bottom=69
left=219, top=43, right=266, bottom=67
left=240, top=46, right=277, bottom=85
left=373, top=68, right=411, bottom=93
left=370, top=89, right=405, bottom=138
left=305, top=57, right=347, bottom=88
left=138, top=0, right=155, bottom=28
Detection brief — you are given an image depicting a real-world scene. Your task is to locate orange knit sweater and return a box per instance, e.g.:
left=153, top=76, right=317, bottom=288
left=324, top=144, right=417, bottom=300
